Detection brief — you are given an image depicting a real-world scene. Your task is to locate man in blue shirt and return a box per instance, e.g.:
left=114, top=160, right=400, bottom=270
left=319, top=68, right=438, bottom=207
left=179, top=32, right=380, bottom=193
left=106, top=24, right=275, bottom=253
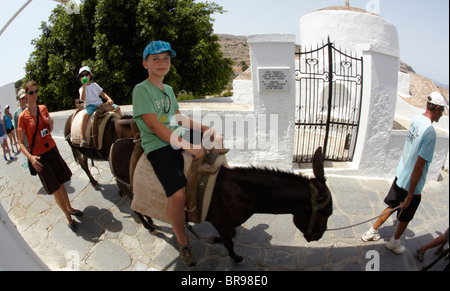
left=362, top=92, right=448, bottom=254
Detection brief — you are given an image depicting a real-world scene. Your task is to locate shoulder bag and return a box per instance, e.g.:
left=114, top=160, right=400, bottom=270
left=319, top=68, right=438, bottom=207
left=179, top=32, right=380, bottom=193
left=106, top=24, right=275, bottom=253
left=27, top=107, right=40, bottom=176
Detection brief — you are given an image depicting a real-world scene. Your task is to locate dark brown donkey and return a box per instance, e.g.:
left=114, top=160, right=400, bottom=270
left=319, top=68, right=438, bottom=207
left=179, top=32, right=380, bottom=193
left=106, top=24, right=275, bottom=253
left=110, top=143, right=332, bottom=263
left=64, top=112, right=134, bottom=189
left=205, top=147, right=332, bottom=263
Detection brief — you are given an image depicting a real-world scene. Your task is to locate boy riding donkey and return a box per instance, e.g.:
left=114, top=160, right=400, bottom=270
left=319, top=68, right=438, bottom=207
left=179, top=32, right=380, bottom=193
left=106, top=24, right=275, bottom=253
left=132, top=41, right=225, bottom=266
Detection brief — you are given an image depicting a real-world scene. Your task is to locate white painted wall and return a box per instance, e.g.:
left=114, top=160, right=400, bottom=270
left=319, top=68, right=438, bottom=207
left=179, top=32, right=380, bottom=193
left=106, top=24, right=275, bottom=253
left=397, top=72, right=412, bottom=98
left=299, top=9, right=399, bottom=55
left=0, top=204, right=49, bottom=270
left=232, top=79, right=253, bottom=104
left=0, top=82, right=17, bottom=115
left=247, top=34, right=296, bottom=171
left=354, top=46, right=400, bottom=177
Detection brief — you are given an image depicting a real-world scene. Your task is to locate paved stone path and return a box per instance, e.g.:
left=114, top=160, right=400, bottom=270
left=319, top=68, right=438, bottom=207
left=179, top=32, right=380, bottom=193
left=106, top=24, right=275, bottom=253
left=0, top=137, right=448, bottom=271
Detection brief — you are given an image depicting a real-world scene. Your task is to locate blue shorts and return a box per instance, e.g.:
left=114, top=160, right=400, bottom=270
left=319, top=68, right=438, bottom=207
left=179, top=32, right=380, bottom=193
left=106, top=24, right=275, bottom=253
left=84, top=104, right=118, bottom=116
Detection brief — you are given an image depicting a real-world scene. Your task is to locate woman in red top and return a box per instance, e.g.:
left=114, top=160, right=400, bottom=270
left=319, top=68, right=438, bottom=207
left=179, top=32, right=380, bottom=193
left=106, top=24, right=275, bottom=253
left=18, top=80, right=82, bottom=232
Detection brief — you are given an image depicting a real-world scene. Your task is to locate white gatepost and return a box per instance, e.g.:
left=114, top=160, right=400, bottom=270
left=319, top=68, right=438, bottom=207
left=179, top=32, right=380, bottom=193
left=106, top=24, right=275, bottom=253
left=353, top=44, right=400, bottom=177
left=247, top=34, right=296, bottom=171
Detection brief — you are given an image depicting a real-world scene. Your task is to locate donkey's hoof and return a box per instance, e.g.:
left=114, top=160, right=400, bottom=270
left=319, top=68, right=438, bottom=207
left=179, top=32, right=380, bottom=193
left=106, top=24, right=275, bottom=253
left=233, top=256, right=245, bottom=265
left=149, top=228, right=158, bottom=235
left=207, top=236, right=222, bottom=244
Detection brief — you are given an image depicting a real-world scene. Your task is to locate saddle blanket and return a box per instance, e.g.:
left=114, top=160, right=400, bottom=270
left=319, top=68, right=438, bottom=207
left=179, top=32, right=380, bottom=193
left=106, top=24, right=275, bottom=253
left=70, top=110, right=118, bottom=149
left=131, top=151, right=227, bottom=224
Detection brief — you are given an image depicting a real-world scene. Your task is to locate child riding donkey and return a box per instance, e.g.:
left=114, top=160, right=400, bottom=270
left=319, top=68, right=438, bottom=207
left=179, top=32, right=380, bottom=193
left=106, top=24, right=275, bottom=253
left=77, top=66, right=122, bottom=147
left=132, top=41, right=225, bottom=266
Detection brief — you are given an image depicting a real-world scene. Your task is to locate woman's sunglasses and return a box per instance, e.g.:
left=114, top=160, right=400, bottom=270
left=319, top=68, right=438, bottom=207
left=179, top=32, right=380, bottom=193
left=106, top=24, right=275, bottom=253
left=79, top=73, right=90, bottom=78
left=27, top=89, right=39, bottom=95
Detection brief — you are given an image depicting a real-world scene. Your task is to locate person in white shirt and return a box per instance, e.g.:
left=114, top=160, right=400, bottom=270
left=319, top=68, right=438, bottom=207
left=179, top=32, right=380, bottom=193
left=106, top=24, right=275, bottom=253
left=77, top=66, right=122, bottom=147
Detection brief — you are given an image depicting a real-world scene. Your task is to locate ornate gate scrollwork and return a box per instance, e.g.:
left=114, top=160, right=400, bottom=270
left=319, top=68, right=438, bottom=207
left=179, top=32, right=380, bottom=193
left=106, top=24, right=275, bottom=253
left=294, top=37, right=363, bottom=163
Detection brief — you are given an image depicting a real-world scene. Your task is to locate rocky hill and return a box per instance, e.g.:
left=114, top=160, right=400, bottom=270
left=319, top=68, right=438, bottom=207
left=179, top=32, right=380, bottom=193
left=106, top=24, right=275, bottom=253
left=218, top=34, right=250, bottom=77
left=399, top=63, right=449, bottom=111
left=218, top=34, right=449, bottom=113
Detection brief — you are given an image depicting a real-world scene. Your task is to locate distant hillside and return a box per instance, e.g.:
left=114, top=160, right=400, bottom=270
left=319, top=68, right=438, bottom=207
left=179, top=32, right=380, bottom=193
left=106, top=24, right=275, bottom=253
left=400, top=61, right=449, bottom=112
left=218, top=34, right=449, bottom=114
left=218, top=34, right=250, bottom=77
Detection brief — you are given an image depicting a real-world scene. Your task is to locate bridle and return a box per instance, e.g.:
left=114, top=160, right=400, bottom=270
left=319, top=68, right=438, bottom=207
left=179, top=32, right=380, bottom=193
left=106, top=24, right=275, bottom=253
left=306, top=180, right=331, bottom=235
left=305, top=179, right=403, bottom=233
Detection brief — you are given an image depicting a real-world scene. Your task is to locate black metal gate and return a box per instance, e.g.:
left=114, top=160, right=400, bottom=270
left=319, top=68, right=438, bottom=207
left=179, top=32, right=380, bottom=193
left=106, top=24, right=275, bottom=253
left=294, top=38, right=363, bottom=163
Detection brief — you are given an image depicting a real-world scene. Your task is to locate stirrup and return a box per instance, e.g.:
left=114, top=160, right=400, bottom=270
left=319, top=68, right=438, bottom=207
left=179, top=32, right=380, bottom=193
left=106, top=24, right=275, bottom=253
left=209, top=148, right=229, bottom=155
left=80, top=138, right=88, bottom=147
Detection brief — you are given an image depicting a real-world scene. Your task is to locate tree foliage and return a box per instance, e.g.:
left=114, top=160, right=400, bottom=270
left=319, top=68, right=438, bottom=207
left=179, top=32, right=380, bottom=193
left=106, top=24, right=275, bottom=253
left=25, top=0, right=233, bottom=111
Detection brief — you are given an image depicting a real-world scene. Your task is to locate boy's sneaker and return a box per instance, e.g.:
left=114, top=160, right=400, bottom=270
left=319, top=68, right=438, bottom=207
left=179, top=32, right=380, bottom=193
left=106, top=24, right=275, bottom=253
left=361, top=227, right=381, bottom=242
left=178, top=242, right=197, bottom=267
left=386, top=238, right=406, bottom=254
left=80, top=138, right=88, bottom=147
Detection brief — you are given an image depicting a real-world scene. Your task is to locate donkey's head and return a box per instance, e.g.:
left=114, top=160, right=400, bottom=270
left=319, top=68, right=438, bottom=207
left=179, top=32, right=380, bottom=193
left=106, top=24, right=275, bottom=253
left=294, top=147, right=333, bottom=242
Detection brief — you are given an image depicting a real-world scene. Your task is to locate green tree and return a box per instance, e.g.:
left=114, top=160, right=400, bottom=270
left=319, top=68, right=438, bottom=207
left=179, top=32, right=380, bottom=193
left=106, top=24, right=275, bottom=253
left=134, top=0, right=234, bottom=96
left=25, top=1, right=97, bottom=110
left=25, top=0, right=233, bottom=111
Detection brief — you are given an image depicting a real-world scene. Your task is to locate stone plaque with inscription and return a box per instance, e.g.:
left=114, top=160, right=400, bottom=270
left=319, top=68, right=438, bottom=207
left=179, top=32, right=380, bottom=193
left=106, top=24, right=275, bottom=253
left=259, top=68, right=290, bottom=93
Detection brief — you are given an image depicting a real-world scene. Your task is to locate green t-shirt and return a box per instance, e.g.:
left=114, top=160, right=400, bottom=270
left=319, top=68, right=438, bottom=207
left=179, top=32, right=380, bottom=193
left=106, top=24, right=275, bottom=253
left=132, top=80, right=184, bottom=155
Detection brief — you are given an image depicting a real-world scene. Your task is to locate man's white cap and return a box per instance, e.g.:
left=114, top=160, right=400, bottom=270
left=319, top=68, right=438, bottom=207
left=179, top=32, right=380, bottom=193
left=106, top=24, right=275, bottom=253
left=428, top=92, right=448, bottom=114
left=18, top=89, right=26, bottom=99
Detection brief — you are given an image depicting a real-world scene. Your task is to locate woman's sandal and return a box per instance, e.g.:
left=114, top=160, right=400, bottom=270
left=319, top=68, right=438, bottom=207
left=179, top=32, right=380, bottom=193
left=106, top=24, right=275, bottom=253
left=70, top=210, right=83, bottom=217
left=68, top=219, right=78, bottom=232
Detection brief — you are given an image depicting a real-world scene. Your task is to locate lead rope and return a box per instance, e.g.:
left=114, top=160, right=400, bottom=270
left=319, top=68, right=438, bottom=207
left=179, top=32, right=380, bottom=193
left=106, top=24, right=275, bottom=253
left=326, top=205, right=403, bottom=231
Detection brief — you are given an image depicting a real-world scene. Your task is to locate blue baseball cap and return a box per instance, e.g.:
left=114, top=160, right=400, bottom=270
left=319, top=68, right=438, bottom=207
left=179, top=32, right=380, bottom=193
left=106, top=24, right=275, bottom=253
left=143, top=41, right=176, bottom=60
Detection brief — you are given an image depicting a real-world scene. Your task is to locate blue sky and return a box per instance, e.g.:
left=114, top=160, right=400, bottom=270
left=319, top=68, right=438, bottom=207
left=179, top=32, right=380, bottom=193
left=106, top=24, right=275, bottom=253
left=0, top=0, right=448, bottom=88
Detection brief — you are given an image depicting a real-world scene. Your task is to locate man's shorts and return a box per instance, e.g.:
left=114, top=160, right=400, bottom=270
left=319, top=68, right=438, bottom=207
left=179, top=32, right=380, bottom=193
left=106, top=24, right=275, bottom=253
left=384, top=177, right=421, bottom=223
left=84, top=104, right=118, bottom=116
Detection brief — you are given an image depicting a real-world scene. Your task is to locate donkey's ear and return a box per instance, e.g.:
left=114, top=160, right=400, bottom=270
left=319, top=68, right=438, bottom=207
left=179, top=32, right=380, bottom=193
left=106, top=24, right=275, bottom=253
left=312, top=147, right=325, bottom=182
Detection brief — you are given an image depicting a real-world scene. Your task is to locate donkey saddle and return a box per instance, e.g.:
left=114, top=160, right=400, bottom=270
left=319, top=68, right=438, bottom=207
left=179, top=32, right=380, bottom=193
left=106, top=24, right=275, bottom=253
left=129, top=122, right=228, bottom=224
left=70, top=103, right=119, bottom=149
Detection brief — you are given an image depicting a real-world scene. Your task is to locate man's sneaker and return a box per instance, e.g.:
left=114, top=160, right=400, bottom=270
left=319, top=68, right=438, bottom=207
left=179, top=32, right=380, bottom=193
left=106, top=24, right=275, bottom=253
left=361, top=228, right=381, bottom=242
left=178, top=242, right=197, bottom=267
left=386, top=238, right=406, bottom=254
